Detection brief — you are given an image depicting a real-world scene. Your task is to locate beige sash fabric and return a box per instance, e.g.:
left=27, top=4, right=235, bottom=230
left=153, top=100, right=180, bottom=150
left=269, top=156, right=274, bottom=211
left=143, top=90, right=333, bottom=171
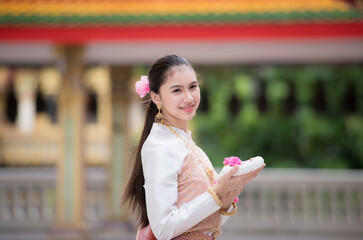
left=175, top=141, right=221, bottom=237
left=173, top=231, right=216, bottom=240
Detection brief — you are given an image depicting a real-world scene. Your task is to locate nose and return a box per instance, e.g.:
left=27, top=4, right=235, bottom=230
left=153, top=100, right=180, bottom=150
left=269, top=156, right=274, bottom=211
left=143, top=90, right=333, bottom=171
left=184, top=91, right=193, bottom=102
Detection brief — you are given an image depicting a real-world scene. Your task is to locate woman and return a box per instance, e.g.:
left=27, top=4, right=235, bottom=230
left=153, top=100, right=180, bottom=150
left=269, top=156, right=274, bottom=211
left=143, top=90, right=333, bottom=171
left=123, top=55, right=264, bottom=240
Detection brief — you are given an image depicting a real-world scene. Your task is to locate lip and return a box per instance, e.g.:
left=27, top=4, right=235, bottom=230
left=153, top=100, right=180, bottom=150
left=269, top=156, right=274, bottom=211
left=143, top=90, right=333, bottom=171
left=180, top=105, right=194, bottom=113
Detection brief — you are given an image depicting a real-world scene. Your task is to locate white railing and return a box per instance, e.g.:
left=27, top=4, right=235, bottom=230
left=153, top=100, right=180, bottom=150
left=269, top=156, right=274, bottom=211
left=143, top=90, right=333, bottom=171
left=225, top=168, right=363, bottom=234
left=0, top=167, right=109, bottom=231
left=0, top=167, right=55, bottom=231
left=0, top=167, right=362, bottom=237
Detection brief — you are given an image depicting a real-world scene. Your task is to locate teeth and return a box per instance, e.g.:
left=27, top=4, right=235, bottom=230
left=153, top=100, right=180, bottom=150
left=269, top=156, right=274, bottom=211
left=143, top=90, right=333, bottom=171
left=182, top=106, right=193, bottom=109
left=219, top=156, right=264, bottom=176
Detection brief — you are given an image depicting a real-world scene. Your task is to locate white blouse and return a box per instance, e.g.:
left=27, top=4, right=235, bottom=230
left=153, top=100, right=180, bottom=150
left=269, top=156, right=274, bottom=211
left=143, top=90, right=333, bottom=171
left=141, top=123, right=231, bottom=240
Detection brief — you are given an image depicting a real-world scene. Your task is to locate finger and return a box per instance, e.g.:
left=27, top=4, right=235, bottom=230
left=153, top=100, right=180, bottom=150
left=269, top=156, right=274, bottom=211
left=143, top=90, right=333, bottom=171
left=227, top=165, right=265, bottom=191
left=239, top=164, right=265, bottom=178
left=236, top=187, right=244, bottom=196
left=234, top=169, right=259, bottom=183
left=232, top=187, right=244, bottom=195
left=254, top=164, right=265, bottom=174
left=234, top=170, right=255, bottom=179
left=246, top=167, right=264, bottom=181
left=222, top=165, right=239, bottom=180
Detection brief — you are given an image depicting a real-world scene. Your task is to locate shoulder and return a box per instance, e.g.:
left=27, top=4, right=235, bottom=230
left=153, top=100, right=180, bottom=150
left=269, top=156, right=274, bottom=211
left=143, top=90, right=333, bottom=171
left=141, top=123, right=189, bottom=165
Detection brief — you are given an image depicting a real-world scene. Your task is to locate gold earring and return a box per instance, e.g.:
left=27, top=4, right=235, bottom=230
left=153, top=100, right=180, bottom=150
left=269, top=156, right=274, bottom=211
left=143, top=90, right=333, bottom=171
left=155, top=104, right=163, bottom=123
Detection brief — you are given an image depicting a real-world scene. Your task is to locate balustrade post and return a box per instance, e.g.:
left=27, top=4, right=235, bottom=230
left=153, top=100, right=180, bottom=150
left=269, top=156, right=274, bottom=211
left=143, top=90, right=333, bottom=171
left=54, top=45, right=86, bottom=239
left=106, top=66, right=132, bottom=230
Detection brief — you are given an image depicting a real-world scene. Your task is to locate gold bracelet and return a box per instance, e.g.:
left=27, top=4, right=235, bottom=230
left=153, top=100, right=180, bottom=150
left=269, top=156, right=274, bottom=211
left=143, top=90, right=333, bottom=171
left=218, top=202, right=237, bottom=216
left=207, top=187, right=223, bottom=207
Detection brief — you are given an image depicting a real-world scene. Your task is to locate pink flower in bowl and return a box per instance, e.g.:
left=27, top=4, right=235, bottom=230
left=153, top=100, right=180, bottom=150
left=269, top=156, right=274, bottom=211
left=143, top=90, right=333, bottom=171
left=223, top=156, right=242, bottom=166
left=221, top=156, right=242, bottom=204
left=135, top=75, right=150, bottom=98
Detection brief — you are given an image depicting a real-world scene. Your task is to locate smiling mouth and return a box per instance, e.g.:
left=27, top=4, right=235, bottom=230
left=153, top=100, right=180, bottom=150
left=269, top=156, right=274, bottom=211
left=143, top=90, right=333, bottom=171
left=180, top=105, right=194, bottom=110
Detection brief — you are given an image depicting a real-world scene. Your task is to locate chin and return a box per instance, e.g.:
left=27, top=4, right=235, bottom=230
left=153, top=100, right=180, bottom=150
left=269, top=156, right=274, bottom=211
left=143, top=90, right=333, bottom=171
left=174, top=113, right=194, bottom=122
left=186, top=111, right=197, bottom=120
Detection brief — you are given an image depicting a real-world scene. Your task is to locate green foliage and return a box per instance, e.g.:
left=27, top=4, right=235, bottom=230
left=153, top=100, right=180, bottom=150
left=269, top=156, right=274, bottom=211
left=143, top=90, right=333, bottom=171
left=193, top=65, right=363, bottom=169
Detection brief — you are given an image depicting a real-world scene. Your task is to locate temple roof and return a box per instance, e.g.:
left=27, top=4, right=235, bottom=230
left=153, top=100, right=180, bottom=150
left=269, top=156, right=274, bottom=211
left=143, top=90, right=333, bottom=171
left=0, top=0, right=362, bottom=25
left=0, top=0, right=362, bottom=43
left=0, top=0, right=362, bottom=64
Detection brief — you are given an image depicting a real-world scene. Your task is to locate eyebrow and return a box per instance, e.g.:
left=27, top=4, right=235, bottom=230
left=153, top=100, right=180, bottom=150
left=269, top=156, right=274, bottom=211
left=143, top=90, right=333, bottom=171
left=169, top=80, right=198, bottom=89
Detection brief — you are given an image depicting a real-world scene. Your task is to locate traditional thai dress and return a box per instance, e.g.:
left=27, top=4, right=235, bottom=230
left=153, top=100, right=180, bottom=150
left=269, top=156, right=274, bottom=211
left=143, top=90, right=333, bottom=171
left=142, top=123, right=232, bottom=240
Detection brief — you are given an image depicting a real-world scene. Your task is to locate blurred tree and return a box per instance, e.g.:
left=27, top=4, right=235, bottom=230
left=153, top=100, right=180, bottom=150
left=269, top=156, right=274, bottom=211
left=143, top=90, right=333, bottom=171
left=193, top=65, right=363, bottom=169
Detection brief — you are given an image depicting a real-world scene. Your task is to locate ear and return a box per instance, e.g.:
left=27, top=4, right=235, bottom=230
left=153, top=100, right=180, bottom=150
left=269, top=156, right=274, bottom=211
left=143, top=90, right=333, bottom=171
left=150, top=91, right=161, bottom=106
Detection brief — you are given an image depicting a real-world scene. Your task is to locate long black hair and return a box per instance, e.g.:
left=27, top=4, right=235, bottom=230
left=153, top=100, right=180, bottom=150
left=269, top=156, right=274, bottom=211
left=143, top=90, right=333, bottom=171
left=122, top=55, right=193, bottom=227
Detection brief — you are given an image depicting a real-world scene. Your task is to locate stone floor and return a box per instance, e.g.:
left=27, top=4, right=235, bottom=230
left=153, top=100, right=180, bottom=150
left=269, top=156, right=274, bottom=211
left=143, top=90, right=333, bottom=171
left=219, top=232, right=363, bottom=240
left=2, top=227, right=363, bottom=240
left=1, top=232, right=363, bottom=240
left=1, top=221, right=362, bottom=240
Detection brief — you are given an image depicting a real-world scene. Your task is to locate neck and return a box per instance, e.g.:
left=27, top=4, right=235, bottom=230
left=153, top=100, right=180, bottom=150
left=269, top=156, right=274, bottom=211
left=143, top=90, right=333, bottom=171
left=161, top=115, right=188, bottom=133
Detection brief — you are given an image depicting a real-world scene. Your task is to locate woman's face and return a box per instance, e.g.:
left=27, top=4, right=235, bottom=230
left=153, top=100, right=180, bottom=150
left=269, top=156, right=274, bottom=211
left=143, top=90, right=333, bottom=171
left=152, top=65, right=200, bottom=127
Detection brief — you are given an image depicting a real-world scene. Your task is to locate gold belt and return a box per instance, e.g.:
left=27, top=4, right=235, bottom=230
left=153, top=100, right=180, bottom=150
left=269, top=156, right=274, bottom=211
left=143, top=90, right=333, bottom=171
left=180, top=232, right=216, bottom=240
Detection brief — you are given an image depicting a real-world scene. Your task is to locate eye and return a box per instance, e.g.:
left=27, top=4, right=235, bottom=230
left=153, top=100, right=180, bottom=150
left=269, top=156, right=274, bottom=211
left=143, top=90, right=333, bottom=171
left=172, top=89, right=181, bottom=93
left=190, top=84, right=198, bottom=89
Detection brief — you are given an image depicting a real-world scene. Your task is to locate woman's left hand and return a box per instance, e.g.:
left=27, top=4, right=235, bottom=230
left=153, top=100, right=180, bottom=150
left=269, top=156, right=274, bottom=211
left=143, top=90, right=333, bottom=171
left=219, top=188, right=244, bottom=211
left=218, top=164, right=265, bottom=211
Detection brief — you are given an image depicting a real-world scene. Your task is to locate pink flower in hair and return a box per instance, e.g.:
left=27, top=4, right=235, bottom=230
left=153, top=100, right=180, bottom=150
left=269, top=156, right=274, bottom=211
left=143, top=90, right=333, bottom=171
left=135, top=75, right=150, bottom=98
